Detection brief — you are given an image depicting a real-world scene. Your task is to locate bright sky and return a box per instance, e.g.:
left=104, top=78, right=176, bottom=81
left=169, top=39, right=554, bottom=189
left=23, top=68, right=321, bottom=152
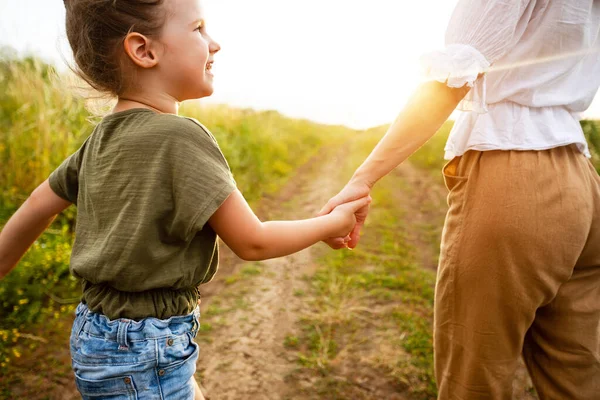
left=1, top=0, right=599, bottom=129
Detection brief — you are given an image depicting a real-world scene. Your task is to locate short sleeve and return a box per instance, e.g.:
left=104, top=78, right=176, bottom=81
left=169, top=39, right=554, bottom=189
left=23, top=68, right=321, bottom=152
left=169, top=118, right=237, bottom=238
left=420, top=0, right=535, bottom=112
left=48, top=138, right=89, bottom=204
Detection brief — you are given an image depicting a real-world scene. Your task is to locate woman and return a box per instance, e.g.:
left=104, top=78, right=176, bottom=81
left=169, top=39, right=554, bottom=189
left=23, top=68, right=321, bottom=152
left=320, top=1, right=600, bottom=398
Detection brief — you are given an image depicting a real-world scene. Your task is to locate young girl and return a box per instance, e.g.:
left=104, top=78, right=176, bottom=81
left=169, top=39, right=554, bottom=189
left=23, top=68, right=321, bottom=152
left=0, top=0, right=370, bottom=398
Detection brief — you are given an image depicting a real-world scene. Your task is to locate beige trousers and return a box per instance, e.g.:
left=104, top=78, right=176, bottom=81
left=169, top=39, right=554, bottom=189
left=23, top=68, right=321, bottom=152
left=435, top=145, right=600, bottom=399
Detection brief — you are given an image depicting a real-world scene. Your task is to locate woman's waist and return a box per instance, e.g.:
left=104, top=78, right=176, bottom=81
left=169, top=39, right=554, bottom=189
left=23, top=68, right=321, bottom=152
left=452, top=102, right=585, bottom=139
left=446, top=102, right=589, bottom=159
left=479, top=101, right=583, bottom=118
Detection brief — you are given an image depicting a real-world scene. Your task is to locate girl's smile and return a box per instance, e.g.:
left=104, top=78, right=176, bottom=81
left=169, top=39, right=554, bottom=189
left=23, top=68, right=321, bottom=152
left=206, top=59, right=214, bottom=77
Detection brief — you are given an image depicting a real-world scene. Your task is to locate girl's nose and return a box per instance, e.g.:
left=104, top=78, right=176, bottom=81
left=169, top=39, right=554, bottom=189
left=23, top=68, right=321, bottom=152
left=209, top=37, right=221, bottom=54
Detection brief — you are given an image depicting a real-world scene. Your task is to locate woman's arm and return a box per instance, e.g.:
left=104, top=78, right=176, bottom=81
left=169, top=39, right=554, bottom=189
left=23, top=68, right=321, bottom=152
left=0, top=180, right=72, bottom=279
left=209, top=189, right=371, bottom=261
left=352, top=80, right=469, bottom=188
left=321, top=0, right=535, bottom=250
left=352, top=0, right=534, bottom=186
left=319, top=80, right=470, bottom=249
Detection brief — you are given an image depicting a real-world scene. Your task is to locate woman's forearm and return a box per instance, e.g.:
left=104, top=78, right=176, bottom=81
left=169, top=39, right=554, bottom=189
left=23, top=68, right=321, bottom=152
left=351, top=80, right=470, bottom=188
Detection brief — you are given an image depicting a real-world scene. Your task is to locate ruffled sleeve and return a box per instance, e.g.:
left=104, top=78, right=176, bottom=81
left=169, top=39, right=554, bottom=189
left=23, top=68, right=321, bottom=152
left=420, top=0, right=535, bottom=113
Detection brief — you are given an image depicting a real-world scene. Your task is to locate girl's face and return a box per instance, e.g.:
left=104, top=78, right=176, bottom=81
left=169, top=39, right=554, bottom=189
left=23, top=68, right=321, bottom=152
left=157, top=0, right=220, bottom=101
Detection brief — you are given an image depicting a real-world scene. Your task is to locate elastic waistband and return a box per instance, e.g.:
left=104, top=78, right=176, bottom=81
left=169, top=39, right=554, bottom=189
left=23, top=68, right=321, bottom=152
left=74, top=302, right=200, bottom=346
left=81, top=282, right=200, bottom=321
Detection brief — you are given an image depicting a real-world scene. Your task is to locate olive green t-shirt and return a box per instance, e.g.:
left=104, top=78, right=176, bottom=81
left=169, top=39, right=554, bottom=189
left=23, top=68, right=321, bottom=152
left=48, top=108, right=236, bottom=320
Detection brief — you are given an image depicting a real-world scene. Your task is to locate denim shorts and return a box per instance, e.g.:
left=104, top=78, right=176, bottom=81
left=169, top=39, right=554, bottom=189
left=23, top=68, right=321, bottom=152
left=70, top=302, right=200, bottom=400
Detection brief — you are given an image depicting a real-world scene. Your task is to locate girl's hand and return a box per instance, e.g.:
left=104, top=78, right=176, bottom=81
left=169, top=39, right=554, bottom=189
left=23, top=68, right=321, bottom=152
left=210, top=189, right=370, bottom=261
left=327, top=195, right=372, bottom=239
left=318, top=180, right=372, bottom=249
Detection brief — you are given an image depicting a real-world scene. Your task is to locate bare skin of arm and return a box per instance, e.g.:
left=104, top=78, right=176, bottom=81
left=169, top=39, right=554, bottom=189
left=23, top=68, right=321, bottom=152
left=0, top=183, right=369, bottom=279
left=319, top=80, right=472, bottom=249
left=0, top=180, right=71, bottom=279
left=209, top=189, right=371, bottom=261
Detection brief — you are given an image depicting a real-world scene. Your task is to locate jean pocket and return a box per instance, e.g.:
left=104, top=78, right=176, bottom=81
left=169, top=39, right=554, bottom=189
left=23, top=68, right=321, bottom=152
left=72, top=332, right=155, bottom=366
left=161, top=331, right=199, bottom=369
left=75, top=374, right=138, bottom=399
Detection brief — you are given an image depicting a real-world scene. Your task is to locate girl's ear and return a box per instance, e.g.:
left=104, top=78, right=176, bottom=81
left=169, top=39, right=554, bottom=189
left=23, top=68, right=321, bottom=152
left=123, top=32, right=158, bottom=68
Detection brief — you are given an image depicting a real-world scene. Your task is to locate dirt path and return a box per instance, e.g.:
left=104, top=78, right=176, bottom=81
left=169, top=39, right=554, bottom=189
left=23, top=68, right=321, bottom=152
left=195, top=143, right=349, bottom=399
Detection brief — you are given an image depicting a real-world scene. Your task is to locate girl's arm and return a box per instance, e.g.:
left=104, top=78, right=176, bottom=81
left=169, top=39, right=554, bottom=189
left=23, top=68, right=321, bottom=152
left=209, top=189, right=371, bottom=261
left=0, top=180, right=72, bottom=279
left=319, top=80, right=471, bottom=248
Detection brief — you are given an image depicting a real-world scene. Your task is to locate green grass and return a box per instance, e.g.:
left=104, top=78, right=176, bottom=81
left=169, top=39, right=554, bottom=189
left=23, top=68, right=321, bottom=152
left=581, top=120, right=600, bottom=173
left=284, top=335, right=300, bottom=349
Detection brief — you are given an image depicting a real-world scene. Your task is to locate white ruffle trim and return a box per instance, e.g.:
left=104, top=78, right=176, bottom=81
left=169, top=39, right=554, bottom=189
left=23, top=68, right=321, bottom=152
left=420, top=44, right=491, bottom=113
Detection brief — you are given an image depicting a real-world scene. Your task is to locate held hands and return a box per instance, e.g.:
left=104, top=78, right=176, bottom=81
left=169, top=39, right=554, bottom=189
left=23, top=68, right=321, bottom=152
left=319, top=180, right=372, bottom=250
left=327, top=195, right=372, bottom=239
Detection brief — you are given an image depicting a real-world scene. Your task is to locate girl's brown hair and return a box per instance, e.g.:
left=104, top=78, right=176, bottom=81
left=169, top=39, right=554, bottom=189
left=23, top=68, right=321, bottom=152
left=64, top=0, right=166, bottom=96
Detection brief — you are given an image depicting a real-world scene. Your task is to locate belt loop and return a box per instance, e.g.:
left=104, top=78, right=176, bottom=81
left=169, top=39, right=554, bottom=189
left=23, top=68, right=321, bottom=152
left=191, top=308, right=200, bottom=336
left=117, top=319, right=131, bottom=350
left=74, top=304, right=89, bottom=340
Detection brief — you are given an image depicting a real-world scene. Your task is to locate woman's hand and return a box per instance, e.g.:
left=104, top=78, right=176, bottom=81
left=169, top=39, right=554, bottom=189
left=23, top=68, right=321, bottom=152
left=318, top=180, right=372, bottom=249
left=327, top=195, right=372, bottom=239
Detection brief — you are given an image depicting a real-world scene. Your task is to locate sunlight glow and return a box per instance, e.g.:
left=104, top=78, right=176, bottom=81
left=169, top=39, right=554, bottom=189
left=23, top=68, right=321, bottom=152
left=491, top=47, right=600, bottom=72
left=1, top=0, right=599, bottom=128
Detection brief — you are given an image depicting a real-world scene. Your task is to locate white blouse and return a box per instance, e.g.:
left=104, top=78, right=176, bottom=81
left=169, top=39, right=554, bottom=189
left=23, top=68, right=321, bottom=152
left=421, top=0, right=600, bottom=160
